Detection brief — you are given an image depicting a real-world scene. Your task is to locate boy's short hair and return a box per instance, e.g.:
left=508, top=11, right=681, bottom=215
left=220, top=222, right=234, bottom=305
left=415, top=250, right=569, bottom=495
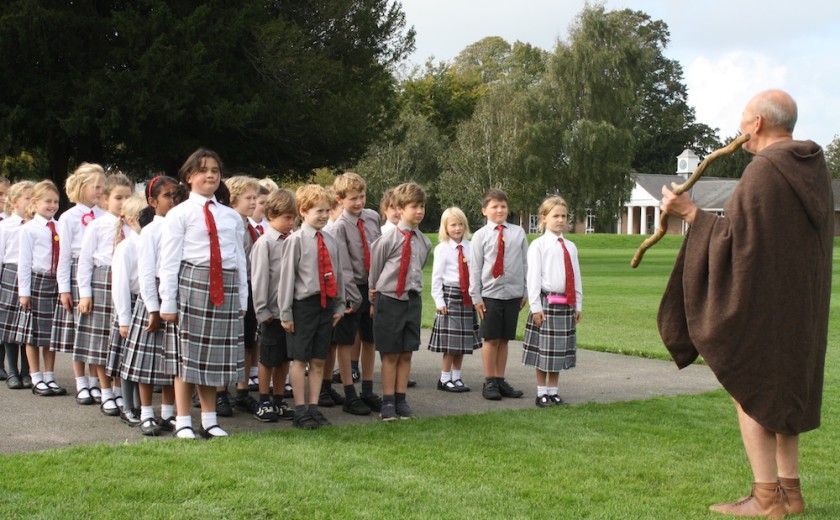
left=265, top=188, right=296, bottom=219
left=391, top=182, right=426, bottom=209
left=224, top=175, right=261, bottom=206
left=65, top=162, right=105, bottom=204
left=324, top=187, right=339, bottom=210
left=295, top=184, right=331, bottom=214
left=481, top=188, right=508, bottom=208
left=332, top=172, right=366, bottom=199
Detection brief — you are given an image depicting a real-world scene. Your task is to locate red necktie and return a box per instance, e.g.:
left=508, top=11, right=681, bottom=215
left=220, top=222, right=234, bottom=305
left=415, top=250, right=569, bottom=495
left=456, top=244, right=472, bottom=307
left=47, top=221, right=59, bottom=274
left=256, top=224, right=264, bottom=235
left=247, top=223, right=259, bottom=243
left=204, top=201, right=224, bottom=307
left=491, top=225, right=505, bottom=278
left=357, top=218, right=371, bottom=272
left=396, top=229, right=413, bottom=297
left=317, top=231, right=338, bottom=308
left=558, top=237, right=576, bottom=308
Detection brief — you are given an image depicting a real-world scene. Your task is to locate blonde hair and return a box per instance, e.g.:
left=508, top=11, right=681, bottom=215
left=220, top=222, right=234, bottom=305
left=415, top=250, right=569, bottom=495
left=332, top=172, right=367, bottom=199
left=224, top=175, right=261, bottom=207
left=438, top=207, right=471, bottom=241
left=537, top=195, right=568, bottom=233
left=264, top=188, right=296, bottom=219
left=379, top=188, right=394, bottom=225
left=114, top=194, right=148, bottom=251
left=5, top=180, right=35, bottom=216
left=392, top=182, right=426, bottom=209
left=259, top=177, right=279, bottom=192
left=324, top=187, right=339, bottom=210
left=104, top=172, right=133, bottom=196
left=65, top=163, right=105, bottom=204
left=26, top=180, right=60, bottom=219
left=295, top=184, right=331, bottom=214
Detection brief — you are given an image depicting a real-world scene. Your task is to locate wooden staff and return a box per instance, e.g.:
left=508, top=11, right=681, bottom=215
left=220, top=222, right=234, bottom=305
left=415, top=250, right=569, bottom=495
left=630, top=133, right=751, bottom=268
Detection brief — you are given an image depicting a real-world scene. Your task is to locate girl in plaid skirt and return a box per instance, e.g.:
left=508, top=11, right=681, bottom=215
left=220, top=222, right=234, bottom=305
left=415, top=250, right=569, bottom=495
left=0, top=181, right=34, bottom=390
left=428, top=207, right=481, bottom=392
left=119, top=176, right=182, bottom=436
left=159, top=149, right=248, bottom=440
left=74, top=173, right=134, bottom=416
left=16, top=181, right=64, bottom=397
left=54, top=163, right=106, bottom=406
left=523, top=196, right=582, bottom=407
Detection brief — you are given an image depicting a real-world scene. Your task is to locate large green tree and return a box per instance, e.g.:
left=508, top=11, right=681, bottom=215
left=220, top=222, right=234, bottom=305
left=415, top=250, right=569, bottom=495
left=0, top=0, right=414, bottom=198
left=824, top=135, right=840, bottom=179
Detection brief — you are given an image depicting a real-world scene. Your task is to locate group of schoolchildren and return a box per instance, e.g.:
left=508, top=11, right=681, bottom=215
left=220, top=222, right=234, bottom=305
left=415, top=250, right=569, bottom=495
left=0, top=147, right=583, bottom=439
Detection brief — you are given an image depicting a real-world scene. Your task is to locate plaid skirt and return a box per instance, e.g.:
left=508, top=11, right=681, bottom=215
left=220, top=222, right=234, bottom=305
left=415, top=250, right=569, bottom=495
left=14, top=272, right=58, bottom=347
left=428, top=285, right=481, bottom=355
left=0, top=263, right=21, bottom=343
left=120, top=293, right=177, bottom=385
left=50, top=257, right=79, bottom=353
left=522, top=293, right=577, bottom=372
left=176, top=263, right=244, bottom=386
left=105, top=294, right=136, bottom=378
left=72, top=265, right=112, bottom=365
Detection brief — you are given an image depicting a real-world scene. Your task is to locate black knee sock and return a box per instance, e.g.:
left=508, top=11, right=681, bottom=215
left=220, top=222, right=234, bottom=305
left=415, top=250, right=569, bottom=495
left=121, top=380, right=137, bottom=410
left=351, top=360, right=359, bottom=371
left=361, top=380, right=373, bottom=396
left=18, top=345, right=29, bottom=376
left=4, top=342, right=18, bottom=376
left=321, top=379, right=331, bottom=393
left=0, top=342, right=6, bottom=371
left=344, top=384, right=358, bottom=399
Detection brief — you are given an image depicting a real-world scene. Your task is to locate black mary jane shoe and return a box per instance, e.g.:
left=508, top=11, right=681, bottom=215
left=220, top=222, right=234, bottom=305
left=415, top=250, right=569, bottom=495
left=75, top=387, right=94, bottom=405
left=198, top=424, right=227, bottom=439
left=437, top=379, right=460, bottom=393
left=6, top=374, right=23, bottom=390
left=32, top=381, right=53, bottom=396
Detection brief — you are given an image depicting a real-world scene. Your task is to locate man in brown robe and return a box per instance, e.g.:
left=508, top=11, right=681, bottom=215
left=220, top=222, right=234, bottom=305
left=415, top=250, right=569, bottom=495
left=659, top=89, right=832, bottom=518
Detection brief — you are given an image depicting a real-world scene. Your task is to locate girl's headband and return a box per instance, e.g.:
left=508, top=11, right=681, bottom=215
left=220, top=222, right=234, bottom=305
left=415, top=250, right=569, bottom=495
left=147, top=176, right=161, bottom=199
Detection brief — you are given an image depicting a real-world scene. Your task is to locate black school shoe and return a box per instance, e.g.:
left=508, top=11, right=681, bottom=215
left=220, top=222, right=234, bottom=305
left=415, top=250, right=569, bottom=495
left=292, top=410, right=320, bottom=430
left=46, top=381, right=67, bottom=396
left=497, top=379, right=524, bottom=398
left=159, top=416, right=176, bottom=432
left=342, top=395, right=371, bottom=416
left=6, top=374, right=23, bottom=389
left=482, top=381, right=502, bottom=401
left=360, top=392, right=383, bottom=412
left=535, top=394, right=552, bottom=408
left=234, top=393, right=259, bottom=414
left=550, top=394, right=567, bottom=405
left=437, top=380, right=459, bottom=392
left=140, top=418, right=162, bottom=437
left=120, top=408, right=141, bottom=427
left=216, top=391, right=233, bottom=417
left=31, top=381, right=53, bottom=396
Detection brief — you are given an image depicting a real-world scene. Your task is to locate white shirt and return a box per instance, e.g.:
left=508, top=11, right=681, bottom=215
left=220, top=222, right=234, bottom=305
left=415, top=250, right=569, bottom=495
left=381, top=220, right=396, bottom=235
left=431, top=239, right=471, bottom=309
left=0, top=213, right=26, bottom=264
left=137, top=216, right=165, bottom=313
left=159, top=192, right=248, bottom=315
left=526, top=231, right=583, bottom=313
left=77, top=213, right=132, bottom=298
left=18, top=214, right=58, bottom=297
left=111, top=233, right=140, bottom=327
left=57, top=203, right=105, bottom=293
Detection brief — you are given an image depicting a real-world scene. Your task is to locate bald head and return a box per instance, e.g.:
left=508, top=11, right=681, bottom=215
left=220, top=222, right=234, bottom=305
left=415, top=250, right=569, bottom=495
left=749, top=89, right=798, bottom=133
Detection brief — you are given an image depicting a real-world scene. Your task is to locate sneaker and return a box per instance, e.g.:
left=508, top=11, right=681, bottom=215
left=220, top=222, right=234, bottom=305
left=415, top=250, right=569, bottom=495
left=342, top=395, right=371, bottom=416
left=273, top=398, right=295, bottom=420
left=309, top=408, right=331, bottom=427
left=395, top=401, right=416, bottom=420
left=293, top=410, right=320, bottom=430
left=120, top=408, right=142, bottom=426
left=318, top=389, right=335, bottom=407
left=352, top=368, right=361, bottom=382
left=535, top=394, right=552, bottom=408
left=327, top=386, right=345, bottom=405
left=254, top=400, right=279, bottom=422
left=331, top=369, right=342, bottom=384
left=159, top=416, right=176, bottom=432
left=549, top=394, right=566, bottom=405
left=379, top=403, right=397, bottom=422
left=361, top=392, right=383, bottom=412
left=235, top=393, right=259, bottom=414
left=283, top=383, right=293, bottom=398
left=140, top=418, right=162, bottom=437
left=248, top=376, right=259, bottom=391
left=482, top=381, right=502, bottom=401
left=216, top=391, right=233, bottom=417
left=498, top=379, right=524, bottom=398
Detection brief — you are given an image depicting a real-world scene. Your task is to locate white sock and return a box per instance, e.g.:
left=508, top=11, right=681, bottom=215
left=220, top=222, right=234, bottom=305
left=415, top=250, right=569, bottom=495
left=201, top=412, right=227, bottom=436
left=548, top=386, right=558, bottom=396
left=537, top=385, right=547, bottom=396
left=140, top=406, right=155, bottom=421
left=250, top=366, right=259, bottom=377
left=440, top=371, right=451, bottom=383
left=44, top=371, right=55, bottom=383
left=113, top=386, right=123, bottom=398
left=76, top=376, right=89, bottom=391
left=161, top=404, right=175, bottom=419
left=102, top=387, right=115, bottom=401
left=175, top=415, right=194, bottom=438
left=89, top=376, right=100, bottom=389
left=31, top=372, right=43, bottom=385
left=452, top=369, right=462, bottom=381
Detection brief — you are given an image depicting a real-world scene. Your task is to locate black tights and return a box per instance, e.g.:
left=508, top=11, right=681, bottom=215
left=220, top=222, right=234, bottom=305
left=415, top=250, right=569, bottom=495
left=4, top=342, right=29, bottom=377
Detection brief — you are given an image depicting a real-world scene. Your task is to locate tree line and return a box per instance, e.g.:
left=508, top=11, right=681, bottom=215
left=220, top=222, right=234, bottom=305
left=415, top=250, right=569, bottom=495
left=2, top=2, right=837, bottom=227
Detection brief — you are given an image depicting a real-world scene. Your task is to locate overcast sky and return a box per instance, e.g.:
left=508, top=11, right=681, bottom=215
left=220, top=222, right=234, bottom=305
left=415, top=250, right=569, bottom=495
left=400, top=0, right=840, bottom=148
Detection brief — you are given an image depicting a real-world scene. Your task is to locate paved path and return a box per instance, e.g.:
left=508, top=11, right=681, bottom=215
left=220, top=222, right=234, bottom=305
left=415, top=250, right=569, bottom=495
left=0, top=330, right=720, bottom=454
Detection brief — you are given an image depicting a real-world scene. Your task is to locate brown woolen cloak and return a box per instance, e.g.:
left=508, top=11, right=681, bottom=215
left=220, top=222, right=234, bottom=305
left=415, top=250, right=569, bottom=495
left=658, top=139, right=833, bottom=435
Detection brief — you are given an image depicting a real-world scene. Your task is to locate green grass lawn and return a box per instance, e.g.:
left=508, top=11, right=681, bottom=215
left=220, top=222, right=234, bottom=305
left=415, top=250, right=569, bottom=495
left=1, top=234, right=839, bottom=519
